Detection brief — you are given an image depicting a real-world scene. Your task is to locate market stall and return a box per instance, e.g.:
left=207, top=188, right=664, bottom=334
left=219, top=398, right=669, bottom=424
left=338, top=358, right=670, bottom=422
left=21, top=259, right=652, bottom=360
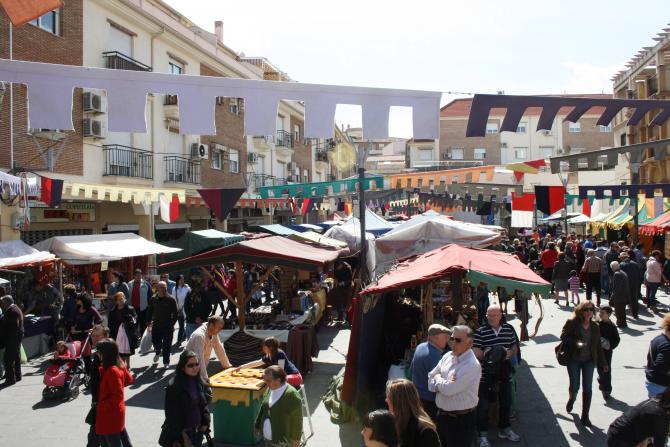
left=0, top=240, right=58, bottom=358
left=342, top=244, right=549, bottom=415
left=159, top=229, right=245, bottom=264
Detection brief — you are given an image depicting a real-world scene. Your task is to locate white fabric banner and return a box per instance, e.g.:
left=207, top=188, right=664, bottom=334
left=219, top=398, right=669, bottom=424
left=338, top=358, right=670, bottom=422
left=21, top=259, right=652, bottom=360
left=0, top=58, right=441, bottom=139
left=511, top=210, right=534, bottom=228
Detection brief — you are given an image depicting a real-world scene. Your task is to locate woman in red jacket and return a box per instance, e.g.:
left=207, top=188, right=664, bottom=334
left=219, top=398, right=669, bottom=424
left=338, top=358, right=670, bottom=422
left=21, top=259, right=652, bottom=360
left=95, top=339, right=134, bottom=447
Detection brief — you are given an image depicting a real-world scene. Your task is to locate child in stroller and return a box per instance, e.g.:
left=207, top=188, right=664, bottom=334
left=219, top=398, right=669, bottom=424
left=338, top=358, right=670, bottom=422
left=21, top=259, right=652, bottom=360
left=42, top=336, right=90, bottom=400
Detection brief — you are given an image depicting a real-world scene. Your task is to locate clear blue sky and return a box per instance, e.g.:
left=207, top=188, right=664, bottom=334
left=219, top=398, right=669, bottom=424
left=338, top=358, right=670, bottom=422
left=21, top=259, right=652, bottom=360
left=164, top=0, right=669, bottom=137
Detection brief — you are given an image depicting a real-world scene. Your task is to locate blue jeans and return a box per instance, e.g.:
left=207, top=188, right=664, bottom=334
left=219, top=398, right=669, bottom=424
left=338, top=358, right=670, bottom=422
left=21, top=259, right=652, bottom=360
left=567, top=359, right=595, bottom=394
left=646, top=282, right=660, bottom=306
left=646, top=381, right=667, bottom=398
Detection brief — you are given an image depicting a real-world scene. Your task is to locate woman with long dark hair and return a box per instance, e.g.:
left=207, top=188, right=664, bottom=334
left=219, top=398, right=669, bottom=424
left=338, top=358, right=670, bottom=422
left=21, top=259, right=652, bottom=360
left=71, top=292, right=102, bottom=373
left=108, top=292, right=139, bottom=369
left=95, top=339, right=134, bottom=447
left=560, top=301, right=607, bottom=427
left=385, top=379, right=440, bottom=447
left=159, top=350, right=211, bottom=447
left=361, top=410, right=399, bottom=447
left=235, top=336, right=302, bottom=387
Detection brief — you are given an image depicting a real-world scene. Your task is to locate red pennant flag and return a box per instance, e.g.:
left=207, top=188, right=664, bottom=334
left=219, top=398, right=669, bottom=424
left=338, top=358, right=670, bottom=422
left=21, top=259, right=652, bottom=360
left=513, top=171, right=524, bottom=183
left=300, top=198, right=311, bottom=216
left=197, top=188, right=246, bottom=221
left=581, top=198, right=591, bottom=217
left=40, top=176, right=64, bottom=207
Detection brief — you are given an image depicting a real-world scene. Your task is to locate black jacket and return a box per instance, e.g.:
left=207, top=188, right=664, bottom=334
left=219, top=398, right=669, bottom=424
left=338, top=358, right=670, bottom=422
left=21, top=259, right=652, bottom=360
left=560, top=319, right=606, bottom=368
left=108, top=304, right=140, bottom=351
left=598, top=320, right=620, bottom=352
left=400, top=417, right=441, bottom=447
left=610, top=270, right=631, bottom=306
left=158, top=375, right=212, bottom=447
left=607, top=398, right=668, bottom=447
left=184, top=291, right=212, bottom=324
left=147, top=294, right=179, bottom=329
left=621, top=260, right=642, bottom=296
left=0, top=304, right=24, bottom=347
left=646, top=333, right=670, bottom=387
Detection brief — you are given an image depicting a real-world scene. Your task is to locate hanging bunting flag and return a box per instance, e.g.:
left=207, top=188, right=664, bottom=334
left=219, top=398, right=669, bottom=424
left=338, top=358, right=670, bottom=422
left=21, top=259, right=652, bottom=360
left=197, top=188, right=246, bottom=221
left=505, top=158, right=547, bottom=183
left=40, top=176, right=64, bottom=207
left=159, top=194, right=180, bottom=223
left=581, top=198, right=591, bottom=217
left=300, top=198, right=311, bottom=216
left=534, top=186, right=565, bottom=215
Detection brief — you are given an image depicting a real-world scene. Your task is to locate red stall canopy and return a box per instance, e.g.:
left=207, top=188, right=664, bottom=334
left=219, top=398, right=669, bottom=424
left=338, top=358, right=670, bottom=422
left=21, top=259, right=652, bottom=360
left=362, top=244, right=547, bottom=295
left=640, top=209, right=670, bottom=236
left=158, top=235, right=342, bottom=272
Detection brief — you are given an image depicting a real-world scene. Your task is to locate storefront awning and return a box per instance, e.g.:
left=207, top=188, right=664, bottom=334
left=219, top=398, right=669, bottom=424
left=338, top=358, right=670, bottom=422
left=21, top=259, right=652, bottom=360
left=33, top=233, right=181, bottom=265
left=158, top=235, right=343, bottom=273
left=361, top=244, right=548, bottom=296
left=0, top=240, right=56, bottom=269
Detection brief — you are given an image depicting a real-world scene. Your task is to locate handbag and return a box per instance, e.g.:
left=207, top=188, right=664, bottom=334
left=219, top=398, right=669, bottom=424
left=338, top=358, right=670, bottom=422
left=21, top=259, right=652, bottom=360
left=85, top=404, right=96, bottom=425
left=555, top=341, right=571, bottom=366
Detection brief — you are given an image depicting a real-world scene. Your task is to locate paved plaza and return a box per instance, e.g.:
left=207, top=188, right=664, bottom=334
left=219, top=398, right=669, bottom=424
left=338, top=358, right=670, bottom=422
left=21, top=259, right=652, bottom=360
left=1, top=288, right=666, bottom=447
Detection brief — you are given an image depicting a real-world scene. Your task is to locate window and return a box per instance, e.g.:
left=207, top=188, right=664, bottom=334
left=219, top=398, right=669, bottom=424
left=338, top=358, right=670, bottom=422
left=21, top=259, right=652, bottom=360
left=229, top=149, right=239, bottom=173
left=599, top=124, right=612, bottom=133
left=211, top=147, right=223, bottom=170
left=516, top=122, right=528, bottom=133
left=486, top=122, right=498, bottom=134
left=568, top=122, right=581, bottom=133
left=109, top=25, right=133, bottom=56
left=514, top=147, right=527, bottom=159
left=418, top=149, right=433, bottom=161
left=303, top=169, right=308, bottom=183
left=229, top=98, right=240, bottom=115
left=294, top=124, right=301, bottom=144
left=474, top=148, right=486, bottom=159
left=30, top=9, right=61, bottom=36
left=168, top=58, right=184, bottom=75
left=540, top=146, right=554, bottom=158
left=450, top=148, right=464, bottom=159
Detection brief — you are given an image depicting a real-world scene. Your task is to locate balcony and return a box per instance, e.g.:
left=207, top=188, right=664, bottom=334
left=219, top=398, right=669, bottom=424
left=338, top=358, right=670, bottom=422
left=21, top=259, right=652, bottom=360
left=315, top=150, right=329, bottom=163
left=248, top=174, right=288, bottom=190
left=164, top=95, right=179, bottom=121
left=276, top=130, right=293, bottom=148
left=103, top=144, right=153, bottom=179
left=103, top=51, right=152, bottom=72
left=164, top=156, right=200, bottom=184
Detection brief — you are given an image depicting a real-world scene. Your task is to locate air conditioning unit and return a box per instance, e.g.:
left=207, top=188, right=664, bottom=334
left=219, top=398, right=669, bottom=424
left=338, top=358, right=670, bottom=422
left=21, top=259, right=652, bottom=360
left=82, top=92, right=105, bottom=113
left=82, top=118, right=106, bottom=138
left=191, top=143, right=209, bottom=159
left=247, top=152, right=258, bottom=164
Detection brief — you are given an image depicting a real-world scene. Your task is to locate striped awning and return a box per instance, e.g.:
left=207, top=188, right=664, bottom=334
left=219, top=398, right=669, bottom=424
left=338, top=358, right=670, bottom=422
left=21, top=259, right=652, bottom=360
left=640, top=209, right=670, bottom=236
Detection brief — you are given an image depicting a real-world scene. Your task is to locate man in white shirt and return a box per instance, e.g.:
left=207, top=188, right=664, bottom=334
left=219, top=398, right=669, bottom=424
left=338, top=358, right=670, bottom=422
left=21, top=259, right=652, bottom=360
left=428, top=325, right=481, bottom=447
left=184, top=315, right=232, bottom=383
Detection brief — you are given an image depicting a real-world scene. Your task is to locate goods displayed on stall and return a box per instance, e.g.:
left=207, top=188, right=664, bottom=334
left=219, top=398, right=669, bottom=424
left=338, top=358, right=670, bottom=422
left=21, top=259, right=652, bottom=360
left=209, top=368, right=267, bottom=445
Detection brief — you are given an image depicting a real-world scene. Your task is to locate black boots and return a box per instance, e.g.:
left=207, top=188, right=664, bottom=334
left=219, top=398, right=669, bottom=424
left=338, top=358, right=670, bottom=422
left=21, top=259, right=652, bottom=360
left=580, top=391, right=592, bottom=427
left=566, top=392, right=577, bottom=413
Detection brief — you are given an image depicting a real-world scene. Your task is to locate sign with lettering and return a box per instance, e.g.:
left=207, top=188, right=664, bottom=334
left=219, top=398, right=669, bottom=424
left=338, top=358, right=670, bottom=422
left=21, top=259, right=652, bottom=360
left=30, top=202, right=96, bottom=223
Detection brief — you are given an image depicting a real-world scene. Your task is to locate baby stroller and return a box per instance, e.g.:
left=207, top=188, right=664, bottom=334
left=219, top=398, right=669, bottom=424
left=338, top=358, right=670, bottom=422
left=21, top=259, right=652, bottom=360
left=42, top=335, right=91, bottom=400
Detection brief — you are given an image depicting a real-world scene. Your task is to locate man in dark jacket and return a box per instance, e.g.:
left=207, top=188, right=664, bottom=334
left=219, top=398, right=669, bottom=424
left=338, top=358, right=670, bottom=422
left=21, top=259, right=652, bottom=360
left=0, top=295, right=24, bottom=387
left=607, top=390, right=670, bottom=447
left=147, top=281, right=179, bottom=368
left=645, top=314, right=670, bottom=398
left=609, top=261, right=630, bottom=328
left=597, top=306, right=621, bottom=401
left=619, top=252, right=641, bottom=319
left=604, top=243, right=621, bottom=296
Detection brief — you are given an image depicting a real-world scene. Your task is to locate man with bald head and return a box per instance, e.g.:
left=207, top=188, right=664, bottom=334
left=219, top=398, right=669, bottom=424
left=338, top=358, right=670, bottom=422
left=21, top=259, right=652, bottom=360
left=147, top=280, right=179, bottom=367
left=473, top=304, right=521, bottom=446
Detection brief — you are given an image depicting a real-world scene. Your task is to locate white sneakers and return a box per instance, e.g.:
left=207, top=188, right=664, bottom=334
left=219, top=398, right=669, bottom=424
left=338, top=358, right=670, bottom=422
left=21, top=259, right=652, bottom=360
left=479, top=428, right=521, bottom=446
left=498, top=428, right=521, bottom=442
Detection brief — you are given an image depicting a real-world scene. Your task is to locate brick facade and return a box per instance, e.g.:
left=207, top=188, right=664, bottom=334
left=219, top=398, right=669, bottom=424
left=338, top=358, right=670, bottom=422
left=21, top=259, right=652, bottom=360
left=562, top=117, right=614, bottom=151
left=439, top=118, right=502, bottom=165
left=0, top=2, right=84, bottom=174
left=199, top=64, right=247, bottom=188
left=289, top=115, right=311, bottom=183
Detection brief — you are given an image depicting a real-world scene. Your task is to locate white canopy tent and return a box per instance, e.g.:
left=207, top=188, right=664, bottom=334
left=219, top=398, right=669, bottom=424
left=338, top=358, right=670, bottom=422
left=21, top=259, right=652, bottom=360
left=341, top=208, right=394, bottom=236
left=33, top=233, right=181, bottom=265
left=323, top=225, right=376, bottom=274
left=0, top=240, right=56, bottom=269
left=372, top=218, right=502, bottom=277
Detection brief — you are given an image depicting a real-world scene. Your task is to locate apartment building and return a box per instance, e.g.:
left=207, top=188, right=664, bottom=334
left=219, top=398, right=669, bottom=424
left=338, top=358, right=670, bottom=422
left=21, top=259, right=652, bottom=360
left=437, top=95, right=614, bottom=167
left=611, top=25, right=670, bottom=183
left=0, top=0, right=329, bottom=242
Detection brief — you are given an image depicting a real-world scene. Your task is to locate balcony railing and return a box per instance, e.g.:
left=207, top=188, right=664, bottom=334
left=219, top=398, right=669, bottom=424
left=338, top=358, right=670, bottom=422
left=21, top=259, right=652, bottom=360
left=164, top=156, right=200, bottom=184
left=164, top=95, right=178, bottom=106
left=103, top=51, right=152, bottom=72
left=248, top=174, right=289, bottom=190
left=276, top=130, right=293, bottom=148
left=103, top=144, right=153, bottom=179
left=315, top=150, right=329, bottom=162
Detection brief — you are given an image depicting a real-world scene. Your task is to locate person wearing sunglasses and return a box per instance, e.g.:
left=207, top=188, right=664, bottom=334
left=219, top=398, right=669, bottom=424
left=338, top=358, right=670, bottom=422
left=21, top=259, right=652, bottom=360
left=560, top=301, right=607, bottom=427
left=159, top=350, right=212, bottom=447
left=428, top=325, right=481, bottom=446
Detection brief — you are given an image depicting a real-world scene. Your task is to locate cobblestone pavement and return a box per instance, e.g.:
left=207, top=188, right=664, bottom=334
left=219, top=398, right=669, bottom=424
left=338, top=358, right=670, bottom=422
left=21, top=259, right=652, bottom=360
left=1, top=288, right=666, bottom=446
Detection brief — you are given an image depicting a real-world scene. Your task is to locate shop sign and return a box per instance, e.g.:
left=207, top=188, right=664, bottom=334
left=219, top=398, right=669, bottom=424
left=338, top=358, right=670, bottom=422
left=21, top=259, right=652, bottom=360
left=30, top=202, right=96, bottom=223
